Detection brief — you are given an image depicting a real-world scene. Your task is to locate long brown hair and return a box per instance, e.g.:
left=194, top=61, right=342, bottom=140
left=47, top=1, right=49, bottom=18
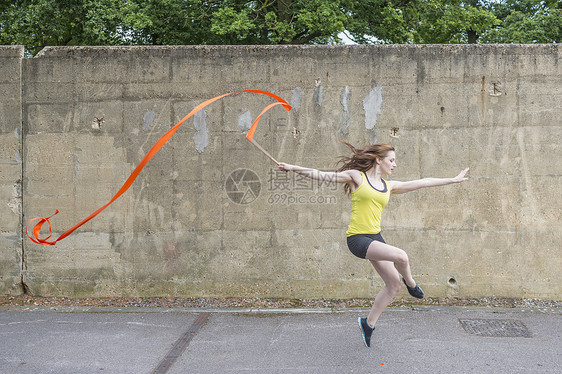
left=337, top=142, right=395, bottom=194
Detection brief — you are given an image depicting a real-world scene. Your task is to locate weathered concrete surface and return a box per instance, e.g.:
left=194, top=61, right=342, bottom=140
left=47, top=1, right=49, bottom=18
left=0, top=46, right=23, bottom=295
left=1, top=44, right=561, bottom=299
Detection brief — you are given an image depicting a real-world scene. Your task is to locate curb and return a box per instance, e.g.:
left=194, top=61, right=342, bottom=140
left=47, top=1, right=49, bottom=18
left=1, top=305, right=560, bottom=314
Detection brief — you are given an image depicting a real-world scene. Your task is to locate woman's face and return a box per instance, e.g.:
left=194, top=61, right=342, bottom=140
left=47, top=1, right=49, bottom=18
left=378, top=151, right=396, bottom=175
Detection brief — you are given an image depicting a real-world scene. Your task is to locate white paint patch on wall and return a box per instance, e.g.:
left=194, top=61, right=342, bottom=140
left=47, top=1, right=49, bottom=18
left=143, top=111, right=155, bottom=131
left=238, top=110, right=252, bottom=132
left=291, top=87, right=303, bottom=112
left=363, top=86, right=383, bottom=130
left=339, top=86, right=352, bottom=136
left=192, top=109, right=208, bottom=153
left=313, top=85, right=323, bottom=106
left=7, top=181, right=21, bottom=216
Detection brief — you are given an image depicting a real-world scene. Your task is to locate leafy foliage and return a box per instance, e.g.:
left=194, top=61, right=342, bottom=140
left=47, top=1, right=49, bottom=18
left=480, top=0, right=562, bottom=43
left=208, top=0, right=347, bottom=44
left=344, top=0, right=500, bottom=44
left=0, top=0, right=559, bottom=55
left=0, top=0, right=126, bottom=55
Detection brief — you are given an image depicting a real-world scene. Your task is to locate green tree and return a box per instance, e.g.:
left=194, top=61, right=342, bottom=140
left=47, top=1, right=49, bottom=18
left=119, top=0, right=218, bottom=45
left=121, top=0, right=348, bottom=45
left=0, top=0, right=348, bottom=54
left=480, top=0, right=562, bottom=43
left=208, top=0, right=347, bottom=44
left=1, top=0, right=560, bottom=56
left=414, top=0, right=500, bottom=44
left=0, top=0, right=126, bottom=55
left=343, top=0, right=500, bottom=44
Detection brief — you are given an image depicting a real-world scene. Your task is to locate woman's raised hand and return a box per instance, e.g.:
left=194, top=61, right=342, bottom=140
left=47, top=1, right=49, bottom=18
left=452, top=167, right=470, bottom=183
left=277, top=162, right=293, bottom=172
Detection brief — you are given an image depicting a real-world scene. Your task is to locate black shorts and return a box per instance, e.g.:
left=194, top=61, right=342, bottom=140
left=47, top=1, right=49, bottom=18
left=346, top=233, right=386, bottom=259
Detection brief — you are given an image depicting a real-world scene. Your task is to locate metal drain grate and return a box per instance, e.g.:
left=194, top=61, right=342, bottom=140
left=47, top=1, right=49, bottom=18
left=459, top=319, right=532, bottom=338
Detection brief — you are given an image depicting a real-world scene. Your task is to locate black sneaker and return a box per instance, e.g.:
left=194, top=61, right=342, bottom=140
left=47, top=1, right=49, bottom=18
left=402, top=278, right=425, bottom=299
left=358, top=317, right=375, bottom=348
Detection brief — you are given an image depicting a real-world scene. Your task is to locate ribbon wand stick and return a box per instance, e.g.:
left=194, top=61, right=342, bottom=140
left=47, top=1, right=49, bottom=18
left=245, top=101, right=289, bottom=166
left=249, top=138, right=279, bottom=165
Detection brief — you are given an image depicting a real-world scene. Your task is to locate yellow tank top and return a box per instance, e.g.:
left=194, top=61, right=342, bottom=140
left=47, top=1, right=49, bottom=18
left=346, top=172, right=390, bottom=237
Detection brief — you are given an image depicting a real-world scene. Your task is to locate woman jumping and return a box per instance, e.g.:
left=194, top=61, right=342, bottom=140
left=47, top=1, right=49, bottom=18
left=277, top=142, right=469, bottom=348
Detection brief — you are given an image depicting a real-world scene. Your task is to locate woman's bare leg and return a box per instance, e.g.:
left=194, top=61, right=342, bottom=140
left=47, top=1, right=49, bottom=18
left=366, top=260, right=402, bottom=327
left=364, top=240, right=416, bottom=287
left=364, top=240, right=419, bottom=327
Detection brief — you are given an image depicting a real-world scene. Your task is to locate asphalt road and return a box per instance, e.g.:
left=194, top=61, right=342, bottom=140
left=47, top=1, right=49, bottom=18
left=1, top=305, right=560, bottom=373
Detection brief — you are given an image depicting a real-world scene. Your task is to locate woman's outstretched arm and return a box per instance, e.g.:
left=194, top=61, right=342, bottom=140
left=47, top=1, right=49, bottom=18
left=277, top=162, right=361, bottom=186
left=389, top=167, right=469, bottom=194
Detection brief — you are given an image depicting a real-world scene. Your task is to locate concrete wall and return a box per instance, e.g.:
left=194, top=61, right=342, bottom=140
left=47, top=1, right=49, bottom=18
left=1, top=44, right=560, bottom=300
left=0, top=46, right=23, bottom=295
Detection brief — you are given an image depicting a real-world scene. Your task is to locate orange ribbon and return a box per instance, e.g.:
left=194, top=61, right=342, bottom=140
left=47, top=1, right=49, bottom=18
left=26, top=90, right=291, bottom=245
